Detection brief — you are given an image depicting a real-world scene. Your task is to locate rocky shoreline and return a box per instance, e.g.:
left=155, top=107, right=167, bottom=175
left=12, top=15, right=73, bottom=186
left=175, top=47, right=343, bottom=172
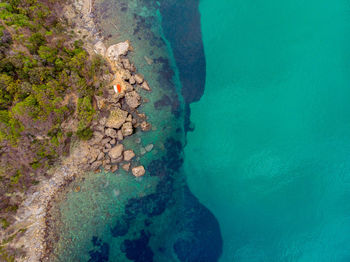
left=85, top=39, right=152, bottom=177
left=1, top=0, right=154, bottom=260
left=80, top=38, right=152, bottom=177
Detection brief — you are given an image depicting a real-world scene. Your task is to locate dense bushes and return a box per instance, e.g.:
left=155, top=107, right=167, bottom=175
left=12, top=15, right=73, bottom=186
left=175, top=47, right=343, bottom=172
left=0, top=0, right=108, bottom=236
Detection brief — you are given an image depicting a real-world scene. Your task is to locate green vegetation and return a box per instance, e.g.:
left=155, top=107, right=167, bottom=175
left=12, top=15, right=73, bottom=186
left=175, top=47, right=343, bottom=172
left=1, top=217, right=9, bottom=229
left=0, top=0, right=109, bottom=251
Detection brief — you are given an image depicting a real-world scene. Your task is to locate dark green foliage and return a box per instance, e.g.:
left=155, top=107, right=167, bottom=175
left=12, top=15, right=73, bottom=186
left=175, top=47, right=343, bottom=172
left=0, top=0, right=109, bottom=251
left=76, top=127, right=93, bottom=140
left=0, top=218, right=9, bottom=229
left=76, top=96, right=94, bottom=140
left=28, top=32, right=46, bottom=53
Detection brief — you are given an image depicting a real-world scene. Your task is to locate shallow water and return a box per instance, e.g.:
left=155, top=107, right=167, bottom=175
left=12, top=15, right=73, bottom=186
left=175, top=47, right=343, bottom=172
left=49, top=0, right=221, bottom=261
left=185, top=0, right=350, bottom=261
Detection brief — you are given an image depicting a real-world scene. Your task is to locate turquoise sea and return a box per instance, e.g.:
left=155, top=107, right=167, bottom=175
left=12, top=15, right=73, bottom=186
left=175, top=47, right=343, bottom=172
left=185, top=0, right=350, bottom=261
left=49, top=0, right=350, bottom=261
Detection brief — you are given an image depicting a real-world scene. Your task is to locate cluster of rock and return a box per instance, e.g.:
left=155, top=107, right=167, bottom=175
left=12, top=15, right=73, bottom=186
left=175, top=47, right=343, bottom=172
left=83, top=41, right=153, bottom=177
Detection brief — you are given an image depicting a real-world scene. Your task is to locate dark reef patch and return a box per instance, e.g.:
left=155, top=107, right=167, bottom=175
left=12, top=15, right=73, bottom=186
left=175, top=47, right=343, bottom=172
left=156, top=0, right=206, bottom=131
left=88, top=237, right=110, bottom=262
left=174, top=186, right=223, bottom=262
left=110, top=217, right=129, bottom=237
left=121, top=230, right=154, bottom=262
left=158, top=0, right=206, bottom=105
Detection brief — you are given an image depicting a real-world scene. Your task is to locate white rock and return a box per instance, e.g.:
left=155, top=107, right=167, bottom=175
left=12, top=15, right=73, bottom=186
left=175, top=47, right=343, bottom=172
left=106, top=41, right=130, bottom=61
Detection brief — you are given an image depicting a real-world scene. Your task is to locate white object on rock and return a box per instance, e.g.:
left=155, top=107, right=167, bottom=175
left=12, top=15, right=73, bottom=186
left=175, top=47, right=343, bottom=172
left=113, top=85, right=119, bottom=94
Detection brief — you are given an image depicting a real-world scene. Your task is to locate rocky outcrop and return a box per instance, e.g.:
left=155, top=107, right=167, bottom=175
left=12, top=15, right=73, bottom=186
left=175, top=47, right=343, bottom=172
left=125, top=91, right=141, bottom=109
left=140, top=121, right=151, bottom=131
left=108, top=144, right=124, bottom=159
left=124, top=150, right=135, bottom=161
left=134, top=74, right=144, bottom=84
left=106, top=108, right=128, bottom=129
left=90, top=131, right=104, bottom=145
left=121, top=122, right=133, bottom=136
left=86, top=41, right=156, bottom=176
left=132, top=166, right=145, bottom=177
left=105, top=128, right=118, bottom=138
left=106, top=41, right=130, bottom=61
left=141, top=81, right=151, bottom=91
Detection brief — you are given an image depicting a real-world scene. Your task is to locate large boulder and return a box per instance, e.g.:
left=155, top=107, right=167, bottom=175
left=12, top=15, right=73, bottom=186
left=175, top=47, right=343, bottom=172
left=117, top=130, right=124, bottom=141
left=140, top=121, right=151, bottom=132
left=141, top=81, right=151, bottom=91
left=89, top=131, right=104, bottom=145
left=129, top=76, right=136, bottom=85
left=134, top=74, right=144, bottom=84
left=124, top=150, right=135, bottom=161
left=106, top=41, right=130, bottom=61
left=132, top=166, right=145, bottom=177
left=125, top=91, right=141, bottom=109
left=91, top=160, right=102, bottom=171
left=106, top=108, right=128, bottom=129
left=108, top=144, right=124, bottom=159
left=121, top=122, right=133, bottom=136
left=105, top=128, right=118, bottom=138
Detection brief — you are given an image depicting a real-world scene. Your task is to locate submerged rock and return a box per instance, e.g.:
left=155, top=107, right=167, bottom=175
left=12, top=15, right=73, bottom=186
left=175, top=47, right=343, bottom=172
left=140, top=121, right=151, bottom=132
left=132, top=166, right=145, bottom=177
left=140, top=147, right=146, bottom=155
left=122, top=163, right=131, bottom=171
left=145, top=144, right=154, bottom=152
